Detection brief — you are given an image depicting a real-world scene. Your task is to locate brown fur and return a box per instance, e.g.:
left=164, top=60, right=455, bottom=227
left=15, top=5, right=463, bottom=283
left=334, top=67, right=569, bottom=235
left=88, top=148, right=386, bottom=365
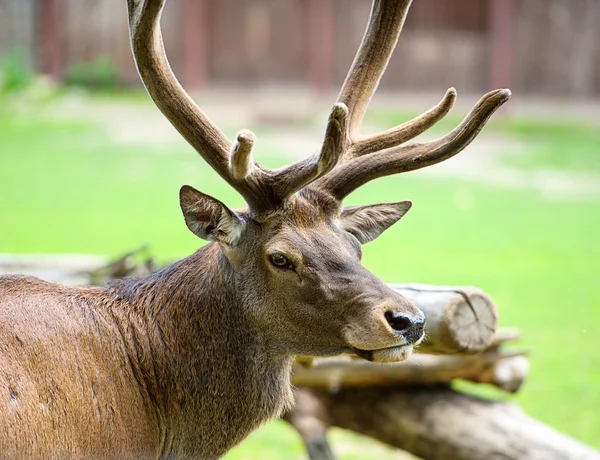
left=0, top=196, right=422, bottom=458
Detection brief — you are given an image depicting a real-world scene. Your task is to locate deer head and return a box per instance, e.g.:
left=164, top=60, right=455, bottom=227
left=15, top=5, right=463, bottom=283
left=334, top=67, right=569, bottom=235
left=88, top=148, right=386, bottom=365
left=127, top=0, right=510, bottom=364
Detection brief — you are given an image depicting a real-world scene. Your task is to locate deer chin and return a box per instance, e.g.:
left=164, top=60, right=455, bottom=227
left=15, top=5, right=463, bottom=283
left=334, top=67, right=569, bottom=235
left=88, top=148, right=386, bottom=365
left=353, top=344, right=414, bottom=364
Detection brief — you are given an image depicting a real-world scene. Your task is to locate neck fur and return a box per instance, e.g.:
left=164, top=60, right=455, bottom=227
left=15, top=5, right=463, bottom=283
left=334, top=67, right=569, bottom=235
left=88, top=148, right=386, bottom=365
left=103, top=244, right=294, bottom=457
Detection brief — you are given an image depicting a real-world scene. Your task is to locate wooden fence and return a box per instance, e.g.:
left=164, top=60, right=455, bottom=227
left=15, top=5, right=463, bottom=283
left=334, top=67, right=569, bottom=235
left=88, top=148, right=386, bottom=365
left=0, top=0, right=599, bottom=97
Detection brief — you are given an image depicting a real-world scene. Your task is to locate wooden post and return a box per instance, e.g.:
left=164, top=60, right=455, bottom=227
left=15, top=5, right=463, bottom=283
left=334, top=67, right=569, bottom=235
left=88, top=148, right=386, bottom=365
left=308, top=0, right=335, bottom=94
left=39, top=0, right=63, bottom=80
left=489, top=0, right=513, bottom=91
left=183, top=0, right=209, bottom=89
left=288, top=387, right=600, bottom=460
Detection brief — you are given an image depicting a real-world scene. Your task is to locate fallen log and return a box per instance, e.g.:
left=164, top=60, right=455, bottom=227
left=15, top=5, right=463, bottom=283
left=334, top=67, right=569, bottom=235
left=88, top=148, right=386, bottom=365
left=286, top=328, right=599, bottom=460
left=287, top=386, right=600, bottom=460
left=292, top=343, right=529, bottom=393
left=282, top=390, right=337, bottom=460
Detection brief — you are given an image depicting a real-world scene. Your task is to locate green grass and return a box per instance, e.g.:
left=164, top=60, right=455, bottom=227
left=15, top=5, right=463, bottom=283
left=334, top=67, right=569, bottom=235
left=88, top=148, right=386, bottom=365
left=1, top=99, right=599, bottom=456
left=500, top=118, right=600, bottom=173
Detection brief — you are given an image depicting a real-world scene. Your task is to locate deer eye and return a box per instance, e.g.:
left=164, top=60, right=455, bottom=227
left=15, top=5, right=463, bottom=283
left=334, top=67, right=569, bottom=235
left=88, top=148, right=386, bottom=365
left=270, top=254, right=292, bottom=269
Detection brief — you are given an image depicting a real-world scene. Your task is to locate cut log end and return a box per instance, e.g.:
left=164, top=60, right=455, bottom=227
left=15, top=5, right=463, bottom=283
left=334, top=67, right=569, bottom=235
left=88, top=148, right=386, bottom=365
left=443, top=290, right=498, bottom=353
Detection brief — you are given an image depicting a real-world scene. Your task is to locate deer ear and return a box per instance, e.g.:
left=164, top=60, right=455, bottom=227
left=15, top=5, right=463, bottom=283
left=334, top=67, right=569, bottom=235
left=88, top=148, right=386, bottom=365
left=179, top=185, right=244, bottom=244
left=338, top=201, right=412, bottom=244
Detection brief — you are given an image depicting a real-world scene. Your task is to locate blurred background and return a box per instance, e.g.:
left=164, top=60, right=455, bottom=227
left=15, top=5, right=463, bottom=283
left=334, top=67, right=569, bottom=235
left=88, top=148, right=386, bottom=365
left=1, top=0, right=599, bottom=458
left=2, top=0, right=600, bottom=95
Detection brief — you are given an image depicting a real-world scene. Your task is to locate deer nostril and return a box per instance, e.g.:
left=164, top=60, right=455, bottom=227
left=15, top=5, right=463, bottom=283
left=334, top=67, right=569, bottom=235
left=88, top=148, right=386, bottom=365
left=405, top=318, right=425, bottom=344
left=384, top=311, right=414, bottom=332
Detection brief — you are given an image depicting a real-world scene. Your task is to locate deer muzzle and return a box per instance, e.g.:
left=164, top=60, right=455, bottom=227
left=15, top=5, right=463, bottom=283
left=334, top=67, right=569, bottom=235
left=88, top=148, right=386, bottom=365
left=343, top=297, right=425, bottom=364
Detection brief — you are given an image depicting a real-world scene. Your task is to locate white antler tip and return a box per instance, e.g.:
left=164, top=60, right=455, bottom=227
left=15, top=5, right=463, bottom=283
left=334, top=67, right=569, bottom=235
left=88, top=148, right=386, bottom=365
left=331, top=103, right=349, bottom=119
left=229, top=130, right=256, bottom=180
left=236, top=129, right=256, bottom=145
left=488, top=88, right=512, bottom=104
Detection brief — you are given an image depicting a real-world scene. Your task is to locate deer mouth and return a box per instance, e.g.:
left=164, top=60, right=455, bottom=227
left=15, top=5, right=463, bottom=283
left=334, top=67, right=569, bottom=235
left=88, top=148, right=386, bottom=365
left=353, top=344, right=414, bottom=364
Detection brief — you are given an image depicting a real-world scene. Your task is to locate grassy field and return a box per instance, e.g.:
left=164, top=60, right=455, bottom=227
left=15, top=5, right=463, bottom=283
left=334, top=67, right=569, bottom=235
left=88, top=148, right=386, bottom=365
left=1, top=95, right=599, bottom=457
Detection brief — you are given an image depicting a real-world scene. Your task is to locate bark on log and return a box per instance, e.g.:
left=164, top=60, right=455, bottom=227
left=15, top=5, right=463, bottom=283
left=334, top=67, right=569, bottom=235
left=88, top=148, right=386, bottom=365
left=282, top=390, right=336, bottom=460
left=292, top=345, right=529, bottom=393
left=293, top=387, right=600, bottom=460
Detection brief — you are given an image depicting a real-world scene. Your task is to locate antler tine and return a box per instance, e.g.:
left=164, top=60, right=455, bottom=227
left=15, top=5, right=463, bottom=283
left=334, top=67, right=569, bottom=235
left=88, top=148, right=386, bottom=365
left=333, top=0, right=460, bottom=163
left=317, top=89, right=511, bottom=201
left=127, top=0, right=232, bottom=175
left=270, top=103, right=349, bottom=202
left=127, top=0, right=270, bottom=213
left=349, top=87, right=458, bottom=159
left=306, top=0, right=511, bottom=203
left=338, top=0, right=413, bottom=142
left=128, top=0, right=351, bottom=215
left=229, top=130, right=256, bottom=180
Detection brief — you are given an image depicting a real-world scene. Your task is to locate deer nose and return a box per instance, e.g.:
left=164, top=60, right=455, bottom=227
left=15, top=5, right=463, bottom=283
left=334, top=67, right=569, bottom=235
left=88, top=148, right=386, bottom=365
left=384, top=311, right=425, bottom=343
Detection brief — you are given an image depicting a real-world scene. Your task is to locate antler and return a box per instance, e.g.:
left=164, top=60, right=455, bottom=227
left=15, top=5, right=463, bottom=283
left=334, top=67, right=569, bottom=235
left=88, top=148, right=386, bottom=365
left=127, top=0, right=348, bottom=215
left=307, top=0, right=511, bottom=201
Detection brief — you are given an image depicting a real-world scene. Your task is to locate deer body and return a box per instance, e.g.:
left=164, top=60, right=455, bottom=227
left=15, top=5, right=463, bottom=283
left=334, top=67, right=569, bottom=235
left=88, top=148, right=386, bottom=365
left=0, top=247, right=293, bottom=459
left=0, top=0, right=509, bottom=457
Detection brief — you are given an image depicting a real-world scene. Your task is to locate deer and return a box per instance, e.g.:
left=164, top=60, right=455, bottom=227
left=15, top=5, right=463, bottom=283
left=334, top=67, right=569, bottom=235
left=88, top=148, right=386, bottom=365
left=0, top=0, right=509, bottom=458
